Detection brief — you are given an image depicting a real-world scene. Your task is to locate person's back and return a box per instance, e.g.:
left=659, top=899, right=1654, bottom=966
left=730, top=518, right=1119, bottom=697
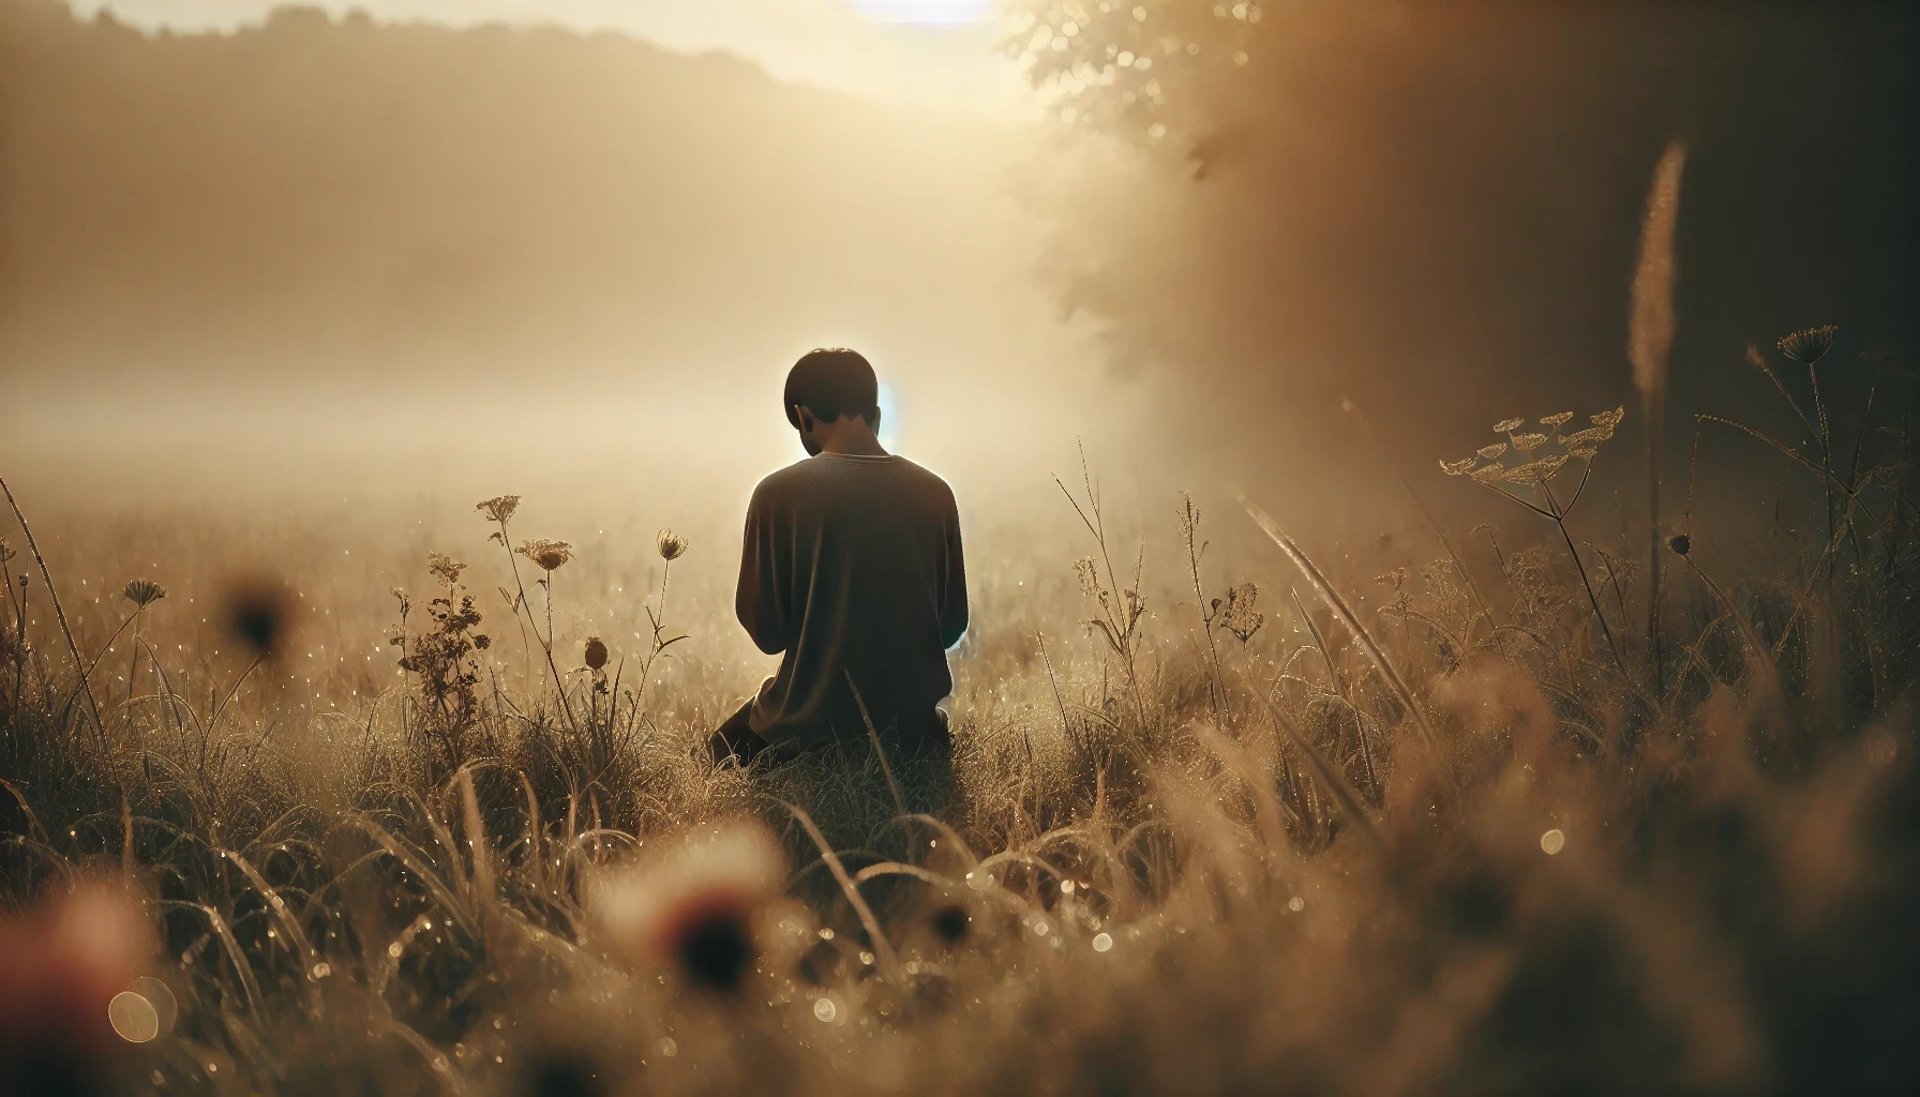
left=710, top=348, right=967, bottom=766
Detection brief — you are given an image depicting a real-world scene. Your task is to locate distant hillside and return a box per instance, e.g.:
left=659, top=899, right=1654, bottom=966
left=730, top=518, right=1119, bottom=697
left=0, top=1, right=1057, bottom=392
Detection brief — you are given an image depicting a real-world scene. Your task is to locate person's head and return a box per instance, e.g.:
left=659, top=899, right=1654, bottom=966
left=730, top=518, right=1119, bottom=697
left=784, top=348, right=881, bottom=456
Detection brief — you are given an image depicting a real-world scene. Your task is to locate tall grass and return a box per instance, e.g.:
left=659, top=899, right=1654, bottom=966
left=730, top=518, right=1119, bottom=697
left=2, top=358, right=1917, bottom=1094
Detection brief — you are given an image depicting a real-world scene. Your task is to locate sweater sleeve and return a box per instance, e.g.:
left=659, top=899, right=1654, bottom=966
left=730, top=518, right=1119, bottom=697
left=735, top=484, right=789, bottom=655
left=939, top=491, right=969, bottom=651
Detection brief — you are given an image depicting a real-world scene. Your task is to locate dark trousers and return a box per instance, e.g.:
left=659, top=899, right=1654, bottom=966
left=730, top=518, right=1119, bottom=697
left=707, top=699, right=775, bottom=767
left=706, top=700, right=951, bottom=768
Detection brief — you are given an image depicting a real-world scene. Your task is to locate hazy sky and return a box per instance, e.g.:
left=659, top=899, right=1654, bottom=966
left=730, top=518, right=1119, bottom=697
left=69, top=0, right=1029, bottom=114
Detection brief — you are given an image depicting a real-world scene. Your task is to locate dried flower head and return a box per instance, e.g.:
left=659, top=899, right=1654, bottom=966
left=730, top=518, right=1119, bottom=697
left=588, top=821, right=786, bottom=995
left=1539, top=411, right=1575, bottom=428
left=1776, top=324, right=1837, bottom=365
left=1561, top=425, right=1615, bottom=449
left=656, top=529, right=689, bottom=562
left=1590, top=406, right=1627, bottom=432
left=1510, top=432, right=1550, bottom=454
left=122, top=579, right=167, bottom=608
left=1213, top=582, right=1264, bottom=643
left=1469, top=463, right=1508, bottom=484
left=1493, top=417, right=1526, bottom=433
left=475, top=495, right=521, bottom=525
left=583, top=636, right=609, bottom=671
left=1669, top=533, right=1692, bottom=557
left=427, top=552, right=466, bottom=587
left=1476, top=443, right=1509, bottom=460
left=1074, top=557, right=1101, bottom=599
left=1439, top=457, right=1478, bottom=477
left=0, top=538, right=13, bottom=565
left=517, top=540, right=573, bottom=572
left=1502, top=455, right=1570, bottom=484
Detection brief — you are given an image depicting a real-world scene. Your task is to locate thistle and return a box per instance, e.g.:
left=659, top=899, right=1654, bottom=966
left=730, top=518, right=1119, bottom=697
left=583, top=636, right=609, bottom=671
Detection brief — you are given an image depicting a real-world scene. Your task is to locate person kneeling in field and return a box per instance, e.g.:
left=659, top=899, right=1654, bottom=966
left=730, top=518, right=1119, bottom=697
left=708, top=348, right=968, bottom=773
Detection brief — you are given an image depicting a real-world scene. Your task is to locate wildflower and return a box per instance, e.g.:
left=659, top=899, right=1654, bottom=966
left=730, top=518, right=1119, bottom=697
left=223, top=579, right=290, bottom=658
left=427, top=552, right=466, bottom=587
left=1493, top=417, right=1525, bottom=433
left=1539, top=411, right=1575, bottom=428
left=1561, top=425, right=1614, bottom=449
left=1074, top=557, right=1101, bottom=600
left=1502, top=455, right=1569, bottom=484
left=1476, top=443, right=1508, bottom=460
left=1510, top=432, right=1549, bottom=453
left=475, top=495, right=521, bottom=525
left=1568, top=446, right=1600, bottom=462
left=1213, top=582, right=1264, bottom=643
left=517, top=540, right=573, bottom=572
left=1590, top=406, right=1627, bottom=431
left=0, top=875, right=158, bottom=1088
left=121, top=579, right=167, bottom=608
left=587, top=820, right=786, bottom=995
left=583, top=636, right=609, bottom=671
left=656, top=528, right=689, bottom=562
left=1776, top=324, right=1837, bottom=365
left=1439, top=457, right=1478, bottom=477
left=1469, top=462, right=1508, bottom=484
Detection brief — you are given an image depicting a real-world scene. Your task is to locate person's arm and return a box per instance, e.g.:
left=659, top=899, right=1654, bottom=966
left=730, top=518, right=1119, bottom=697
left=735, top=485, right=788, bottom=655
left=938, top=491, right=969, bottom=651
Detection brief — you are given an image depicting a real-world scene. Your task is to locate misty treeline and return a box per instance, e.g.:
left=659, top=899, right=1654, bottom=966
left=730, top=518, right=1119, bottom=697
left=1008, top=0, right=1917, bottom=485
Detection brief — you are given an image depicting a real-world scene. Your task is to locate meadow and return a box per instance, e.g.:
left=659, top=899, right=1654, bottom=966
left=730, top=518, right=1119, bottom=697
left=3, top=320, right=1916, bottom=1097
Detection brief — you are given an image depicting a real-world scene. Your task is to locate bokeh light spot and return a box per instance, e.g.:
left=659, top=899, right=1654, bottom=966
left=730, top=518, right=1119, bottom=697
left=109, top=991, right=160, bottom=1043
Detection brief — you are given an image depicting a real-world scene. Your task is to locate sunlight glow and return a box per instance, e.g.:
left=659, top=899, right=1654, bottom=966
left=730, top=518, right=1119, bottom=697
left=852, top=1, right=993, bottom=26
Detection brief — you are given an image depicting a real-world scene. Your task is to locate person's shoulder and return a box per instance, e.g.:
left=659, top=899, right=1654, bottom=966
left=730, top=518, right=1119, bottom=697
left=751, top=458, right=815, bottom=502
left=893, top=456, right=958, bottom=503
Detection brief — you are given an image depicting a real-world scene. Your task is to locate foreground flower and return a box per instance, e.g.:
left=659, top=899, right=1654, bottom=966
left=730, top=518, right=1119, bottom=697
left=517, top=539, right=573, bottom=572
left=0, top=876, right=159, bottom=1091
left=121, top=579, right=166, bottom=608
left=656, top=528, right=688, bottom=562
left=587, top=820, right=786, bottom=995
left=1776, top=324, right=1837, bottom=365
left=583, top=636, right=608, bottom=671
